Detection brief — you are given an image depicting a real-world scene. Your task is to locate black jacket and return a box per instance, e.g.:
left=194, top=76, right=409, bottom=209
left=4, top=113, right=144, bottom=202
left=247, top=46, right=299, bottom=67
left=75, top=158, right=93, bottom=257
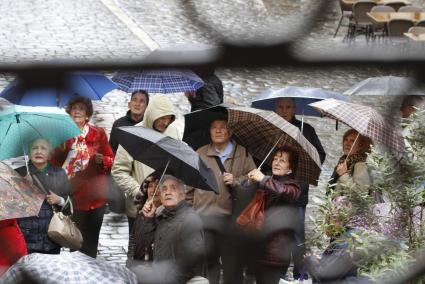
left=189, top=73, right=223, bottom=112
left=290, top=117, right=326, bottom=206
left=16, top=162, right=72, bottom=253
left=131, top=201, right=205, bottom=284
left=109, top=110, right=142, bottom=154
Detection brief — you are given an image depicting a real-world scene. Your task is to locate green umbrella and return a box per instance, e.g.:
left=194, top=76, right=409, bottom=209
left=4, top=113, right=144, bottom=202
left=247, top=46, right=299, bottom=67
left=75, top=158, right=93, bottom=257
left=0, top=104, right=81, bottom=161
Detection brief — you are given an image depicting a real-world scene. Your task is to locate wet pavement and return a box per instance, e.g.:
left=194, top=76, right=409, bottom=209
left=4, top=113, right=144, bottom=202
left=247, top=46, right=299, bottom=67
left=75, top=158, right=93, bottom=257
left=0, top=0, right=421, bottom=272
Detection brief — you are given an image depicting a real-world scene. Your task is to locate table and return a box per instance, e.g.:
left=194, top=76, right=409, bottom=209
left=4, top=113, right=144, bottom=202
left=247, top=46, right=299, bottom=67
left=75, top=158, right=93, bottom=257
left=367, top=12, right=425, bottom=24
left=343, top=0, right=411, bottom=5
left=404, top=32, right=425, bottom=41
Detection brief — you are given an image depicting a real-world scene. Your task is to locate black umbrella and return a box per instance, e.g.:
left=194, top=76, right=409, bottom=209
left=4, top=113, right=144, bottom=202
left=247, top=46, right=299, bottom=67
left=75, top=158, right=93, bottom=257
left=183, top=103, right=233, bottom=150
left=116, top=126, right=218, bottom=193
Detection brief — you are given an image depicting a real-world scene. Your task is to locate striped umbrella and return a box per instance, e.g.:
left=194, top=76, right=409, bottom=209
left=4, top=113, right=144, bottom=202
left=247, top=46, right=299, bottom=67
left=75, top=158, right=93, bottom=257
left=309, top=99, right=405, bottom=153
left=227, top=106, right=321, bottom=186
left=112, top=69, right=204, bottom=94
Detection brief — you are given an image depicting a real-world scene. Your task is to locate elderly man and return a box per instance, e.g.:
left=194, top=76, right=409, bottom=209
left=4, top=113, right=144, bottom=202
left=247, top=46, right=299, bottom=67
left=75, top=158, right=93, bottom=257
left=109, top=90, right=149, bottom=154
left=189, top=117, right=256, bottom=284
left=275, top=97, right=326, bottom=281
left=131, top=175, right=205, bottom=284
left=112, top=95, right=180, bottom=252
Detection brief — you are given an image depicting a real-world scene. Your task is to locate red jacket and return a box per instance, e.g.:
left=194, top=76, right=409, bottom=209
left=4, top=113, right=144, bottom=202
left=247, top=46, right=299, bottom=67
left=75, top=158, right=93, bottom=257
left=52, top=124, right=114, bottom=211
left=0, top=219, right=27, bottom=273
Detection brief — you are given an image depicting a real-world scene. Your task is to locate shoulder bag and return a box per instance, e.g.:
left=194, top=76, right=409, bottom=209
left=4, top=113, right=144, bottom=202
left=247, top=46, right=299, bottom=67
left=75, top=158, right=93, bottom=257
left=32, top=175, right=83, bottom=250
left=236, top=189, right=265, bottom=230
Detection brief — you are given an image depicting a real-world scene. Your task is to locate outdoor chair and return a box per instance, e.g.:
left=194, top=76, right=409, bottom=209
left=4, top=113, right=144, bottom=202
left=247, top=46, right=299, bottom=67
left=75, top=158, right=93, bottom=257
left=398, top=6, right=424, bottom=13
left=348, top=1, right=377, bottom=40
left=415, top=20, right=425, bottom=27
left=385, top=2, right=407, bottom=11
left=334, top=0, right=353, bottom=37
left=388, top=19, right=415, bottom=37
left=408, top=26, right=425, bottom=34
left=370, top=6, right=396, bottom=39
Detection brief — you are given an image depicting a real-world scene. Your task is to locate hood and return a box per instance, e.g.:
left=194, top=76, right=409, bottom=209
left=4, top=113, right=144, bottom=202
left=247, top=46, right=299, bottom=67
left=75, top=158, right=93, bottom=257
left=142, top=95, right=175, bottom=129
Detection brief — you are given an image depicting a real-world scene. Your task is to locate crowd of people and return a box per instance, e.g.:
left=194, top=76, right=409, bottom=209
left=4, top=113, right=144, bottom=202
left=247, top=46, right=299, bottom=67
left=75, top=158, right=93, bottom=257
left=0, top=70, right=424, bottom=284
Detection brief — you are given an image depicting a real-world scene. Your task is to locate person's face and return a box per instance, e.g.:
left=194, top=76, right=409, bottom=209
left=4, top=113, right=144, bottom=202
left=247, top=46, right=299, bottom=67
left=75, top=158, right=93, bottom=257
left=70, top=102, right=88, bottom=127
left=401, top=105, right=416, bottom=119
left=272, top=151, right=292, bottom=176
left=147, top=180, right=161, bottom=206
left=343, top=133, right=360, bottom=155
left=153, top=115, right=173, bottom=133
left=159, top=179, right=185, bottom=208
left=29, top=139, right=51, bottom=167
left=128, top=93, right=148, bottom=117
left=275, top=98, right=296, bottom=121
left=210, top=120, right=231, bottom=145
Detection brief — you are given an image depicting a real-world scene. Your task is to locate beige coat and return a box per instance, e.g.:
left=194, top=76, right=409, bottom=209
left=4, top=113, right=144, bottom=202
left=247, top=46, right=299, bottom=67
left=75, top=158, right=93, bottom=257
left=189, top=142, right=256, bottom=216
left=111, top=95, right=180, bottom=218
left=336, top=161, right=371, bottom=194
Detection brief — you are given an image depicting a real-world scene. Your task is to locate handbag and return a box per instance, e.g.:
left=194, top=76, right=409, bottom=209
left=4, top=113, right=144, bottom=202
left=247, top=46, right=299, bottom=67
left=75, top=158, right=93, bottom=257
left=32, top=175, right=83, bottom=250
left=236, top=189, right=265, bottom=230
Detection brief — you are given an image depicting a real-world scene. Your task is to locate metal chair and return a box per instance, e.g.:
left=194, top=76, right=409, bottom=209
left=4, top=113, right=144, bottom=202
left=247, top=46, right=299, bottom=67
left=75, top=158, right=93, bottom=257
left=349, top=1, right=377, bottom=40
left=334, top=0, right=354, bottom=37
left=385, top=2, right=407, bottom=11
left=398, top=6, right=424, bottom=13
left=370, top=6, right=396, bottom=39
left=388, top=19, right=415, bottom=36
left=416, top=20, right=425, bottom=27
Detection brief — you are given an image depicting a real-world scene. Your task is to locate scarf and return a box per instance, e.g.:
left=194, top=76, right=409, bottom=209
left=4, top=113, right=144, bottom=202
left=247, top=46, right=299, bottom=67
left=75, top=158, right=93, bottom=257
left=62, top=123, right=90, bottom=179
left=329, top=153, right=368, bottom=187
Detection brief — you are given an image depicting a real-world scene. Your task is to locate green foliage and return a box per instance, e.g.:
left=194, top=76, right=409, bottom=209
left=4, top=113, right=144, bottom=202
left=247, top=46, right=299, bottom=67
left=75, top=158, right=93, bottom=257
left=309, top=109, right=425, bottom=282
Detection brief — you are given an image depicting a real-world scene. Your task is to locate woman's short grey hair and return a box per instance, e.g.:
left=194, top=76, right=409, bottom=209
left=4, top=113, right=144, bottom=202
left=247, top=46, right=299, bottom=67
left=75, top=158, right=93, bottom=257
left=159, top=174, right=186, bottom=192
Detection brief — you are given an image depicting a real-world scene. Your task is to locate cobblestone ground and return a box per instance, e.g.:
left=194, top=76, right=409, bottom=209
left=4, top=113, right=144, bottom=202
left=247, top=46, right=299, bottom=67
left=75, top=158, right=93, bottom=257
left=0, top=0, right=422, bottom=273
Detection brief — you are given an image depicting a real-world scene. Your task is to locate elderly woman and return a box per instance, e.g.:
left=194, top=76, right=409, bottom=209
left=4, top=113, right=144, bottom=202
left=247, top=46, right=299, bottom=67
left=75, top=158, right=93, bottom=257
left=52, top=96, right=114, bottom=258
left=330, top=129, right=373, bottom=196
left=16, top=138, right=71, bottom=255
left=244, top=146, right=301, bottom=284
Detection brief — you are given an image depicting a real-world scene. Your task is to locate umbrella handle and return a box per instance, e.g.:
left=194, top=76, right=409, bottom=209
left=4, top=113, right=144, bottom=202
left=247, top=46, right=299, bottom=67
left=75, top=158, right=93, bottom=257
left=258, top=135, right=284, bottom=171
left=152, top=159, right=171, bottom=199
left=345, top=133, right=360, bottom=160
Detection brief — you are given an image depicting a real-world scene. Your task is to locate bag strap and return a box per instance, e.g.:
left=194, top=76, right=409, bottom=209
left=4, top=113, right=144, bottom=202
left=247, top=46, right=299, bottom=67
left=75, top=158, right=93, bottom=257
left=32, top=174, right=73, bottom=215
left=213, top=156, right=226, bottom=174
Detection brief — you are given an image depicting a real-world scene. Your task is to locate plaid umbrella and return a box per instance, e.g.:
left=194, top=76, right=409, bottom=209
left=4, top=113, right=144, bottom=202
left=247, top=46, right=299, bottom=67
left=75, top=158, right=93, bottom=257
left=0, top=251, right=137, bottom=283
left=227, top=107, right=321, bottom=186
left=309, top=99, right=405, bottom=153
left=112, top=69, right=204, bottom=94
left=0, top=162, right=45, bottom=221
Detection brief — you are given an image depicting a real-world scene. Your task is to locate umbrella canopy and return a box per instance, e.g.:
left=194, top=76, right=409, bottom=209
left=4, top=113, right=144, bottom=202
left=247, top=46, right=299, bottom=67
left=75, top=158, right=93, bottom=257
left=0, top=162, right=45, bottom=221
left=309, top=99, right=405, bottom=153
left=227, top=106, right=322, bottom=186
left=183, top=104, right=232, bottom=150
left=344, top=76, right=425, bottom=96
left=0, top=105, right=81, bottom=160
left=0, top=251, right=137, bottom=283
left=115, top=126, right=218, bottom=192
left=0, top=72, right=118, bottom=107
left=251, top=86, right=347, bottom=117
left=112, top=69, right=204, bottom=94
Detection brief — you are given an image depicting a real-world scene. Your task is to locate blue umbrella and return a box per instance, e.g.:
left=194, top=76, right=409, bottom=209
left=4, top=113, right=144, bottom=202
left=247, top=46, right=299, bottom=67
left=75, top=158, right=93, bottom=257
left=112, top=69, right=204, bottom=94
left=0, top=105, right=81, bottom=161
left=251, top=86, right=348, bottom=117
left=0, top=72, right=118, bottom=107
